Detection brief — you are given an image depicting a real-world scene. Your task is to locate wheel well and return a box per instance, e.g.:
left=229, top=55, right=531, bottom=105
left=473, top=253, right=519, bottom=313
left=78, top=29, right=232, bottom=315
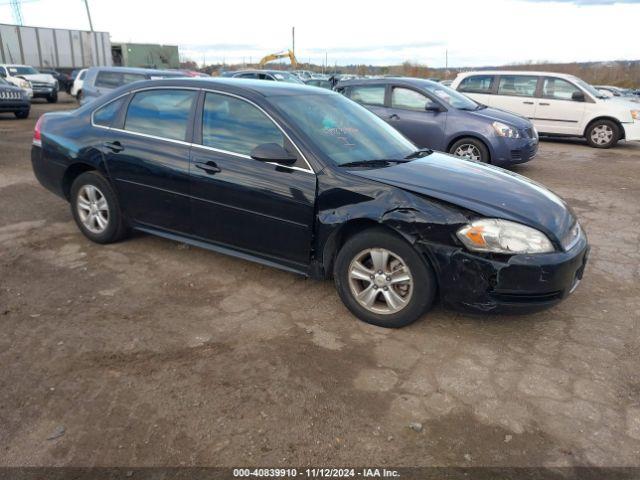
left=446, top=135, right=492, bottom=162
left=62, top=163, right=95, bottom=200
left=585, top=116, right=625, bottom=140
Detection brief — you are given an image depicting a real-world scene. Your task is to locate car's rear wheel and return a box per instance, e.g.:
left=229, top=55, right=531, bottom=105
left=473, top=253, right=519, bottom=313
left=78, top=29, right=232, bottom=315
left=449, top=137, right=490, bottom=163
left=334, top=227, right=436, bottom=328
left=70, top=171, right=127, bottom=244
left=14, top=109, right=29, bottom=119
left=586, top=119, right=619, bottom=148
left=47, top=92, right=58, bottom=103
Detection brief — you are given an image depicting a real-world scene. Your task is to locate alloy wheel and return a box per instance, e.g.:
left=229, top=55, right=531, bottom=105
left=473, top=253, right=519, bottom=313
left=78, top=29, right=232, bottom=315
left=347, top=248, right=414, bottom=315
left=590, top=124, right=614, bottom=146
left=77, top=185, right=109, bottom=234
left=454, top=144, right=482, bottom=161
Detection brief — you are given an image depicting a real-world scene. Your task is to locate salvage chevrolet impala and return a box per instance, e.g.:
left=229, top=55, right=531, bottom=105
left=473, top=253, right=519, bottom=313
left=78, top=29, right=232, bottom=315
left=31, top=79, right=588, bottom=327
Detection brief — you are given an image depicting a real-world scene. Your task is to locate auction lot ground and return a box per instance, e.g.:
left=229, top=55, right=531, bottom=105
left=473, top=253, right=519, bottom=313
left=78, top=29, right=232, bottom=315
left=1, top=94, right=639, bottom=467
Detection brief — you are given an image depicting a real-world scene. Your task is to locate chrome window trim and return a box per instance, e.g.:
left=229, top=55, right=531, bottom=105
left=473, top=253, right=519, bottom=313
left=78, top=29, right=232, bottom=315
left=90, top=85, right=315, bottom=175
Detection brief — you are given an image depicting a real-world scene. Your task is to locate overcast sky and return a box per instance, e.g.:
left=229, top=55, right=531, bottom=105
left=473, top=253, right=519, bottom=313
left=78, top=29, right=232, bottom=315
left=0, top=0, right=639, bottom=67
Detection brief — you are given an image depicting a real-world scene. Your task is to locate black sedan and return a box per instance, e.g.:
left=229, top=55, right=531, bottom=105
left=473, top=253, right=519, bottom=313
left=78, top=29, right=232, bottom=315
left=0, top=77, right=29, bottom=118
left=31, top=78, right=588, bottom=327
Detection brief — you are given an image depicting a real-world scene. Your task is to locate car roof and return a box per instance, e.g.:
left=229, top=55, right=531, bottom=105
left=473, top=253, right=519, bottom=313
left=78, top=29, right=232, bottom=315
left=336, top=76, right=441, bottom=88
left=455, top=70, right=577, bottom=79
left=116, top=77, right=333, bottom=97
left=86, top=66, right=180, bottom=75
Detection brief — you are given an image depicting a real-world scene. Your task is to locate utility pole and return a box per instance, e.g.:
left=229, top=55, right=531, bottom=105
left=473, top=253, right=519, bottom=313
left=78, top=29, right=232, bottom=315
left=445, top=49, right=448, bottom=70
left=292, top=26, right=295, bottom=57
left=83, top=0, right=94, bottom=31
left=10, top=0, right=23, bottom=26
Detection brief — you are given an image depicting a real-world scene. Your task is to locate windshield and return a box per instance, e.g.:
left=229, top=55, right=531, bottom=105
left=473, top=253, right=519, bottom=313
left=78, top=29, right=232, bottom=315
left=9, top=66, right=39, bottom=75
left=571, top=77, right=606, bottom=99
left=270, top=93, right=415, bottom=166
left=272, top=72, right=304, bottom=84
left=420, top=81, right=480, bottom=110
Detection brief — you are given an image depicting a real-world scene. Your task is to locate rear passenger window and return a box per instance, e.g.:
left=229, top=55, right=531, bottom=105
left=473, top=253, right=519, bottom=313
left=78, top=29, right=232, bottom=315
left=93, top=96, right=126, bottom=127
left=348, top=86, right=385, bottom=106
left=497, top=75, right=538, bottom=97
left=458, top=75, right=495, bottom=94
left=95, top=71, right=146, bottom=89
left=124, top=89, right=197, bottom=141
left=542, top=78, right=581, bottom=101
left=201, top=92, right=284, bottom=156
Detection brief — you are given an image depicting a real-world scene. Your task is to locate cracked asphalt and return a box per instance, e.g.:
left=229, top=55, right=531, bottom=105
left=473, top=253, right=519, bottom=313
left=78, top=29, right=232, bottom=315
left=1, top=94, right=639, bottom=467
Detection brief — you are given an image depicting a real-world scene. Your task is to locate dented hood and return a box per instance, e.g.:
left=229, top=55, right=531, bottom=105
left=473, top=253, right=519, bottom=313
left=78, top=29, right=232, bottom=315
left=348, top=152, right=575, bottom=241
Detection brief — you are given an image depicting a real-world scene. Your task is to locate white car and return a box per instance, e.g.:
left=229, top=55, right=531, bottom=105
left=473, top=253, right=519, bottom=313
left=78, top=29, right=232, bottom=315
left=71, top=68, right=87, bottom=101
left=0, top=64, right=58, bottom=103
left=451, top=71, right=640, bottom=148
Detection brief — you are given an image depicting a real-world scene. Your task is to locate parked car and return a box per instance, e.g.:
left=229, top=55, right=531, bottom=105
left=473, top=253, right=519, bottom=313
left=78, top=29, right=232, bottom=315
left=452, top=71, right=640, bottom=148
left=0, top=64, right=56, bottom=102
left=220, top=69, right=304, bottom=84
left=80, top=67, right=188, bottom=105
left=336, top=77, right=538, bottom=165
left=40, top=68, right=72, bottom=92
left=595, top=85, right=639, bottom=103
left=0, top=76, right=30, bottom=118
left=70, top=69, right=87, bottom=101
left=31, top=78, right=588, bottom=327
left=304, top=78, right=332, bottom=89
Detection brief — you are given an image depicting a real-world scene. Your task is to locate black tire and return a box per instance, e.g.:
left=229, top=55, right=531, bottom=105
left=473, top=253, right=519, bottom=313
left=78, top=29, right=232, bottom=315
left=46, top=92, right=58, bottom=103
left=76, top=90, right=82, bottom=103
left=449, top=137, right=490, bottom=163
left=334, top=227, right=437, bottom=328
left=585, top=119, right=619, bottom=149
left=70, top=171, right=127, bottom=244
left=14, top=109, right=29, bottom=119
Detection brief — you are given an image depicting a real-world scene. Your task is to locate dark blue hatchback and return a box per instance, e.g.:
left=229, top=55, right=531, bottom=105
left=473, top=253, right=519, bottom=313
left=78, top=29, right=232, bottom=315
left=336, top=77, right=538, bottom=166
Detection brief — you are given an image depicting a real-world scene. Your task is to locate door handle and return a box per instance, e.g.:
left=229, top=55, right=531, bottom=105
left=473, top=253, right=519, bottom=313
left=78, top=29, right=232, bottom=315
left=539, top=102, right=550, bottom=106
left=194, top=161, right=221, bottom=174
left=388, top=113, right=400, bottom=121
left=103, top=141, right=124, bottom=153
left=523, top=101, right=534, bottom=105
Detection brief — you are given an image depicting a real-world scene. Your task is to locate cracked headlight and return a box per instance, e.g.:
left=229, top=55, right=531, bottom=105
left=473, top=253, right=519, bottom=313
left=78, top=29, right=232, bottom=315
left=457, top=219, right=554, bottom=254
left=492, top=121, right=520, bottom=138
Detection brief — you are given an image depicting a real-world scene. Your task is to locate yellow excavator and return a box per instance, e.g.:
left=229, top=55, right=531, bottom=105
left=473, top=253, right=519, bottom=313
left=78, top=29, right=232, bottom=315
left=258, top=50, right=298, bottom=68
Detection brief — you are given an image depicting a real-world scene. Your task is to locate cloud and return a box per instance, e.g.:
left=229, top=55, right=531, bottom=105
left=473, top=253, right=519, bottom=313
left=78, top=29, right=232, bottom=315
left=521, top=0, right=639, bottom=4
left=304, top=41, right=445, bottom=55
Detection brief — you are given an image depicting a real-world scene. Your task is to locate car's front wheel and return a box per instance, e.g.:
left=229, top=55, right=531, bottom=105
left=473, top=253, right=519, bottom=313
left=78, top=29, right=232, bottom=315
left=586, top=119, right=619, bottom=148
left=334, top=227, right=436, bottom=328
left=449, top=137, right=490, bottom=163
left=47, top=92, right=58, bottom=103
left=14, top=109, right=29, bottom=119
left=70, top=171, right=127, bottom=244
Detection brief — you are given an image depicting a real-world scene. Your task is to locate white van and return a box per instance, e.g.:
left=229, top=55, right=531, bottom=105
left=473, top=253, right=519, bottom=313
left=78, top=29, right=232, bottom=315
left=451, top=71, right=640, bottom=148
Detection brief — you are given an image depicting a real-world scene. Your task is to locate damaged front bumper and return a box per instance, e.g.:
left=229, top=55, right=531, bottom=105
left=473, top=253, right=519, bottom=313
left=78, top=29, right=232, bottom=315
left=418, top=232, right=589, bottom=314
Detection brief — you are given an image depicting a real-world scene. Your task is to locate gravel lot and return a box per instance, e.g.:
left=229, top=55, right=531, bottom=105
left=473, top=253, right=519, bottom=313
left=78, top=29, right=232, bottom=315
left=1, top=94, right=639, bottom=468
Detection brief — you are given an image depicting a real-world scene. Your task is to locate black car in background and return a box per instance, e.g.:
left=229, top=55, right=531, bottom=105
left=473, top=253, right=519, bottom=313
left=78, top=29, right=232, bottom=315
left=31, top=78, right=588, bottom=327
left=0, top=77, right=29, bottom=118
left=40, top=68, right=72, bottom=92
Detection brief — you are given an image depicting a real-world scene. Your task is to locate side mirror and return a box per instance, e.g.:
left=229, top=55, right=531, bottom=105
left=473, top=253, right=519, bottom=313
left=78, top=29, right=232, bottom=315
left=0, top=71, right=5, bottom=78
left=572, top=91, right=585, bottom=102
left=250, top=143, right=297, bottom=166
left=425, top=102, right=442, bottom=112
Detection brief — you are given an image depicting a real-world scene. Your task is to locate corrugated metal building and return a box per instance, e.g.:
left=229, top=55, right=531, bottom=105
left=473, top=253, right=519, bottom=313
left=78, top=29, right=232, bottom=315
left=0, top=23, right=112, bottom=69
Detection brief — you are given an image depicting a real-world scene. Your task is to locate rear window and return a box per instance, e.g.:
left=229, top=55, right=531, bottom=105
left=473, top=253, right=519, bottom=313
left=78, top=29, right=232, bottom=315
left=124, top=89, right=197, bottom=141
left=497, top=75, right=538, bottom=97
left=348, top=86, right=385, bottom=106
left=95, top=71, right=146, bottom=89
left=458, top=75, right=495, bottom=94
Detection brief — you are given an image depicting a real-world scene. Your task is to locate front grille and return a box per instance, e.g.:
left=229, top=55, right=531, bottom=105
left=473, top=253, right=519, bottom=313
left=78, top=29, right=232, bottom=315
left=510, top=149, right=522, bottom=160
left=490, top=291, right=563, bottom=303
left=0, top=90, right=22, bottom=100
left=31, top=82, right=51, bottom=88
